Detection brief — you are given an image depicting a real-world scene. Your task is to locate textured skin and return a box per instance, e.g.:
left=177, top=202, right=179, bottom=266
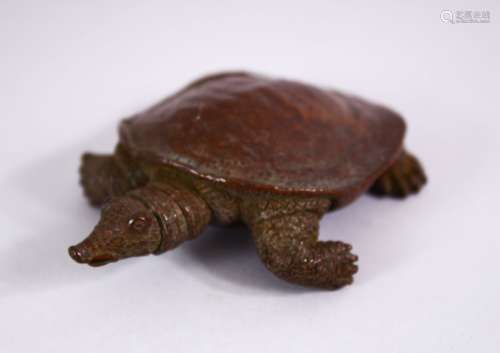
left=69, top=196, right=162, bottom=266
left=80, top=145, right=148, bottom=206
left=130, top=182, right=211, bottom=253
left=250, top=212, right=358, bottom=289
left=192, top=179, right=240, bottom=225
left=72, top=71, right=428, bottom=290
left=369, top=151, right=427, bottom=198
left=119, top=72, right=405, bottom=205
left=69, top=183, right=211, bottom=265
left=241, top=197, right=358, bottom=289
left=80, top=153, right=129, bottom=206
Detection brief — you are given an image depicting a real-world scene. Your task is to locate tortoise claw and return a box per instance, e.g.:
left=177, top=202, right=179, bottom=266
left=328, top=241, right=358, bottom=287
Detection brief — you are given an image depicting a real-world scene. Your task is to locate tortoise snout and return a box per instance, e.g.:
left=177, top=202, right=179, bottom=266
left=68, top=245, right=88, bottom=263
left=68, top=243, right=117, bottom=266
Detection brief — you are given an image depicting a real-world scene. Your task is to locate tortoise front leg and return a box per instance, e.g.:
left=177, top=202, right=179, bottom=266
left=370, top=150, right=427, bottom=198
left=246, top=208, right=358, bottom=289
left=80, top=153, right=124, bottom=206
left=80, top=145, right=148, bottom=206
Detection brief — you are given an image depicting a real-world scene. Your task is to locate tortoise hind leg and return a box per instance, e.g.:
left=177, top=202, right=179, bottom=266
left=369, top=150, right=427, bottom=198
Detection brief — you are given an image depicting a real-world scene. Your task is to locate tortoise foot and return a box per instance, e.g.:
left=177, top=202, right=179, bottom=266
left=369, top=150, right=427, bottom=198
left=319, top=241, right=359, bottom=289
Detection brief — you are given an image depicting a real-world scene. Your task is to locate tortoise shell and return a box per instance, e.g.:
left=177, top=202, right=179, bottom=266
left=119, top=72, right=405, bottom=203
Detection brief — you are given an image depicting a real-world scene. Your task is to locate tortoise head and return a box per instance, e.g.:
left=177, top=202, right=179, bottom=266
left=69, top=196, right=162, bottom=266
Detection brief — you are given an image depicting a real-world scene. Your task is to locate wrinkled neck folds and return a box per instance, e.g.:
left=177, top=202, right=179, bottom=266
left=128, top=182, right=211, bottom=253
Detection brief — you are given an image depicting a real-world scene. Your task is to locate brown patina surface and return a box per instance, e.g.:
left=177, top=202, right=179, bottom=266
left=70, top=71, right=426, bottom=290
left=120, top=72, right=405, bottom=205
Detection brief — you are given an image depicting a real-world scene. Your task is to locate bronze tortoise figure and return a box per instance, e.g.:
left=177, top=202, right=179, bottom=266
left=69, top=72, right=427, bottom=290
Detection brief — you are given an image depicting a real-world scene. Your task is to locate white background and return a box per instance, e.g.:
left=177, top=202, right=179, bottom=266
left=1, top=1, right=499, bottom=352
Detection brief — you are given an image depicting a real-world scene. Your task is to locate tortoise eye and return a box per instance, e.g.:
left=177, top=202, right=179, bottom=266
left=128, top=215, right=151, bottom=232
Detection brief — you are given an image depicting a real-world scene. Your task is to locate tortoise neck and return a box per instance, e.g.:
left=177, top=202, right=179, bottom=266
left=128, top=182, right=211, bottom=253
